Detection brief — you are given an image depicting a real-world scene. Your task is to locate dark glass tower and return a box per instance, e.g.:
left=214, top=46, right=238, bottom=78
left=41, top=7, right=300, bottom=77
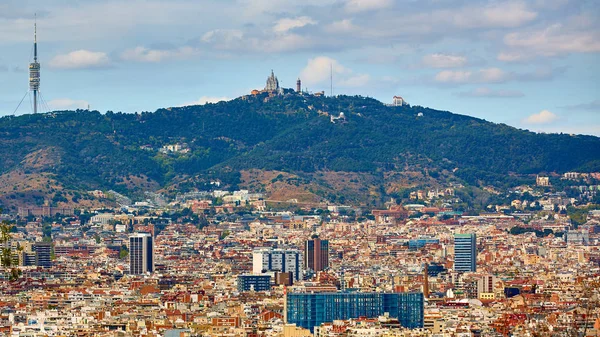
left=305, top=236, right=329, bottom=272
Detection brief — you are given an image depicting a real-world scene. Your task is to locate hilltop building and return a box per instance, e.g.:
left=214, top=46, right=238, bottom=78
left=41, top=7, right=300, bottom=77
left=392, top=96, right=407, bottom=106
left=264, top=70, right=284, bottom=95
left=536, top=175, right=550, bottom=186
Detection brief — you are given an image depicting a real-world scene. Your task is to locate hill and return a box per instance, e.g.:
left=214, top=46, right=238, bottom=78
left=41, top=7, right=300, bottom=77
left=1, top=93, right=599, bottom=211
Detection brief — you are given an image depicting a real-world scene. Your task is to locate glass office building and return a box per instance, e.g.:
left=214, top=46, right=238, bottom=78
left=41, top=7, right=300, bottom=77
left=286, top=292, right=423, bottom=332
left=237, top=274, right=272, bottom=292
left=454, top=233, right=476, bottom=272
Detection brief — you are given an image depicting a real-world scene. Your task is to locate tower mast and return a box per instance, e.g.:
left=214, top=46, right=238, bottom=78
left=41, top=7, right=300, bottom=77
left=29, top=14, right=40, bottom=113
left=330, top=63, right=333, bottom=97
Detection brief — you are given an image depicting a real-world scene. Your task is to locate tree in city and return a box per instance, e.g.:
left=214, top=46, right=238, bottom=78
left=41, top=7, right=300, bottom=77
left=0, top=212, right=21, bottom=281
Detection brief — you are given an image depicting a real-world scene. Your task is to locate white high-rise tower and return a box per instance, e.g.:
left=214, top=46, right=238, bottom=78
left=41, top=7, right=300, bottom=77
left=129, top=233, right=154, bottom=275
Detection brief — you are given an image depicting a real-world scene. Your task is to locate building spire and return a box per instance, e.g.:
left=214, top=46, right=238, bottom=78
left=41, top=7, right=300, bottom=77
left=34, top=13, right=37, bottom=61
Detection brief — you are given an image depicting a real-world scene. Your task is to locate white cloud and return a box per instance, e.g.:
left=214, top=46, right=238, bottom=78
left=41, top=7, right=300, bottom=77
left=435, top=70, right=472, bottom=83
left=121, top=46, right=198, bottom=63
left=202, top=29, right=244, bottom=43
left=499, top=23, right=600, bottom=61
left=299, top=56, right=370, bottom=88
left=450, top=1, right=538, bottom=29
left=422, top=54, right=467, bottom=68
left=345, top=0, right=392, bottom=13
left=325, top=19, right=357, bottom=34
left=523, top=110, right=558, bottom=124
left=200, top=29, right=314, bottom=53
left=299, top=56, right=349, bottom=85
left=48, top=50, right=110, bottom=69
left=273, top=16, right=316, bottom=34
left=47, top=98, right=89, bottom=110
left=434, top=68, right=510, bottom=84
left=479, top=68, right=509, bottom=82
left=180, top=96, right=230, bottom=106
left=457, top=87, right=524, bottom=98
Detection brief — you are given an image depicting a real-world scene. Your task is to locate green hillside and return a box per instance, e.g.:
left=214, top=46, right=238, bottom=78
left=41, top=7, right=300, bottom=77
left=0, top=92, right=599, bottom=208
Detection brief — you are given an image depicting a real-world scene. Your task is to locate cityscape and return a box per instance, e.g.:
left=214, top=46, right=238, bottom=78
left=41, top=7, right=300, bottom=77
left=1, top=1, right=600, bottom=337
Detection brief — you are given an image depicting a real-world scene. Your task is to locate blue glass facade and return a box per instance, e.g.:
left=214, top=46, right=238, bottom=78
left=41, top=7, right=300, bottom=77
left=286, top=292, right=424, bottom=332
left=408, top=237, right=439, bottom=250
left=454, top=233, right=476, bottom=272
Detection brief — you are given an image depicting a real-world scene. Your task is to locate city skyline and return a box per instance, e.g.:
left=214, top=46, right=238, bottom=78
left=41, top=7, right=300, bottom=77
left=0, top=0, right=598, bottom=135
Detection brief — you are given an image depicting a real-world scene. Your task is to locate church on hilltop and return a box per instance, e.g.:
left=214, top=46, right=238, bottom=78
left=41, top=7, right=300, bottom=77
left=265, top=70, right=281, bottom=93
left=248, top=70, right=303, bottom=98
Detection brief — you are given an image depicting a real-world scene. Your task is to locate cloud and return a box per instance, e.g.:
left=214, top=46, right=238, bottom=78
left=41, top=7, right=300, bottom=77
left=450, top=1, right=538, bottom=29
left=180, top=96, right=230, bottom=106
left=300, top=56, right=348, bottom=85
left=523, top=110, right=558, bottom=124
left=561, top=99, right=600, bottom=111
left=201, top=29, right=244, bottom=43
left=338, top=74, right=371, bottom=87
left=121, top=46, right=199, bottom=63
left=273, top=16, right=316, bottom=34
left=325, top=19, right=358, bottom=34
left=345, top=0, right=392, bottom=13
left=47, top=98, right=89, bottom=110
left=199, top=28, right=315, bottom=53
left=422, top=54, right=467, bottom=68
left=48, top=50, right=110, bottom=69
left=499, top=23, right=600, bottom=61
left=457, top=87, right=525, bottom=98
left=434, top=68, right=510, bottom=84
left=299, top=56, right=370, bottom=88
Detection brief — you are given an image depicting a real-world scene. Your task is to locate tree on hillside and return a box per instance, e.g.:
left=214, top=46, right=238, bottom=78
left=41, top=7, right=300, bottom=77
left=0, top=211, right=21, bottom=281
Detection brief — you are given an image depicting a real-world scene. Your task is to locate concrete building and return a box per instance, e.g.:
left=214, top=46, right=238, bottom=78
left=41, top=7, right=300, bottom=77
left=252, top=248, right=302, bottom=281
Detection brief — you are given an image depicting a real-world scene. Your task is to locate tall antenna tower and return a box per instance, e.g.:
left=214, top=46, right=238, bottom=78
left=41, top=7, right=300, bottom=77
left=330, top=63, right=333, bottom=97
left=29, top=14, right=40, bottom=113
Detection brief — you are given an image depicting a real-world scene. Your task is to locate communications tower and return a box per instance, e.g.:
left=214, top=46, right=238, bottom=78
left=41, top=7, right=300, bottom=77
left=29, top=16, right=40, bottom=113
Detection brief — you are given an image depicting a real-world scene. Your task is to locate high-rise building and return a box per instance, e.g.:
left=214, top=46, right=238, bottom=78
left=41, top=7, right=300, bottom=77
left=252, top=248, right=302, bottom=281
left=296, top=78, right=301, bottom=93
left=33, top=242, right=52, bottom=268
left=285, top=291, right=424, bottom=332
left=454, top=233, right=476, bottom=272
left=237, top=274, right=272, bottom=292
left=305, top=236, right=329, bottom=272
left=129, top=233, right=154, bottom=275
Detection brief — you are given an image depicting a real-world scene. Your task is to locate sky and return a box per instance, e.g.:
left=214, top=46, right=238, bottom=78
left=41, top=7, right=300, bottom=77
left=0, top=0, right=598, bottom=135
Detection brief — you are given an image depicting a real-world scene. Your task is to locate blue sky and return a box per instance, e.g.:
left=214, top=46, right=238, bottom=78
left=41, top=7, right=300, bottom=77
left=0, top=0, right=598, bottom=135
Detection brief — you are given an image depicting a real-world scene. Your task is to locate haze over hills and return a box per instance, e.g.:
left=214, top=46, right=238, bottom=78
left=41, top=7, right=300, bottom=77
left=1, top=92, right=599, bottom=211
